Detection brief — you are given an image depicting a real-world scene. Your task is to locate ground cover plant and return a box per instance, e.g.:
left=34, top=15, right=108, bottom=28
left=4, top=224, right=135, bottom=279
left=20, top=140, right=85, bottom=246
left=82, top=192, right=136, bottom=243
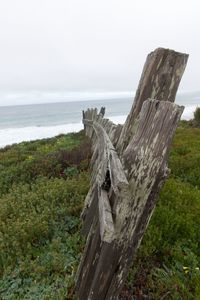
left=0, top=123, right=199, bottom=299
left=0, top=131, right=90, bottom=299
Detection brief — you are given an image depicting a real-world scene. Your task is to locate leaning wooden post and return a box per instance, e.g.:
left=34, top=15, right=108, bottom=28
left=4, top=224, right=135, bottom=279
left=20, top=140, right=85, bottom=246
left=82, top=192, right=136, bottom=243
left=116, top=48, right=188, bottom=153
left=76, top=48, right=189, bottom=300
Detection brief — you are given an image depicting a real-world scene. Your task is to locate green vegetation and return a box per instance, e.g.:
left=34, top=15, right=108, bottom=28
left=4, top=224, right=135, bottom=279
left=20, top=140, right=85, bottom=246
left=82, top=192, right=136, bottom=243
left=0, top=132, right=90, bottom=299
left=0, top=124, right=199, bottom=299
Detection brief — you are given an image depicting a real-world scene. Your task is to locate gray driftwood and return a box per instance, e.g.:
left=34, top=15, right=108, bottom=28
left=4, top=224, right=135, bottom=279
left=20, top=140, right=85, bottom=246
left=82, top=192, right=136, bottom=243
left=75, top=47, right=188, bottom=300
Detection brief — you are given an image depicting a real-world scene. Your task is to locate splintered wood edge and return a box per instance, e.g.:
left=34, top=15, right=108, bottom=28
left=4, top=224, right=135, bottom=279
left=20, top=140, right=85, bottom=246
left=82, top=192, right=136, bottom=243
left=83, top=107, right=121, bottom=144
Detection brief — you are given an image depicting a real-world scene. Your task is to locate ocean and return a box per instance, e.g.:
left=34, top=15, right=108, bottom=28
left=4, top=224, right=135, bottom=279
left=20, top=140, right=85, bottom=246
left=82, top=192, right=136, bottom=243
left=0, top=91, right=199, bottom=148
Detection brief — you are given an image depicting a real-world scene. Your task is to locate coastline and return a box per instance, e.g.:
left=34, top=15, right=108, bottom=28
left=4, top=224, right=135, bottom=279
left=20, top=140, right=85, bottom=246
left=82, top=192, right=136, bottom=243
left=0, top=105, right=197, bottom=149
left=0, top=115, right=127, bottom=149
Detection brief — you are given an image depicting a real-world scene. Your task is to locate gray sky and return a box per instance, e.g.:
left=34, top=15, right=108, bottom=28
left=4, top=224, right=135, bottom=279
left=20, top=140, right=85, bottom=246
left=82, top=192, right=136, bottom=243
left=0, top=0, right=199, bottom=105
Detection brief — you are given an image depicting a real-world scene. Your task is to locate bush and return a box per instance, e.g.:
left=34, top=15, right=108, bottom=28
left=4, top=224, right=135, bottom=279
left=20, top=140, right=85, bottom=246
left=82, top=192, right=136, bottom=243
left=0, top=175, right=88, bottom=264
left=0, top=132, right=91, bottom=196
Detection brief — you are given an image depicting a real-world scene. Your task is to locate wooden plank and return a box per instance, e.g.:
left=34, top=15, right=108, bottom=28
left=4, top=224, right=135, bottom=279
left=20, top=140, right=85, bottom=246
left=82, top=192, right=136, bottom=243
left=81, top=184, right=98, bottom=237
left=82, top=110, right=86, bottom=130
left=107, top=124, right=117, bottom=143
left=112, top=124, right=123, bottom=147
left=76, top=218, right=102, bottom=300
left=99, top=107, right=106, bottom=118
left=83, top=119, right=129, bottom=201
left=87, top=241, right=122, bottom=300
left=77, top=117, right=130, bottom=299
left=98, top=189, right=115, bottom=243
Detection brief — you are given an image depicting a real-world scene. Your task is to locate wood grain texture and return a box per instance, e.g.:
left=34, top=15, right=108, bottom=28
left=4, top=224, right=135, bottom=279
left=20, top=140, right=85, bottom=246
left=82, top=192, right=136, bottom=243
left=116, top=48, right=188, bottom=154
left=102, top=100, right=184, bottom=299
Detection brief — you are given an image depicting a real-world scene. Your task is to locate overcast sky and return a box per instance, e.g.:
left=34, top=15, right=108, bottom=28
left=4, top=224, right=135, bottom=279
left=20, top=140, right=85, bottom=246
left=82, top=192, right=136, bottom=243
left=0, top=0, right=199, bottom=105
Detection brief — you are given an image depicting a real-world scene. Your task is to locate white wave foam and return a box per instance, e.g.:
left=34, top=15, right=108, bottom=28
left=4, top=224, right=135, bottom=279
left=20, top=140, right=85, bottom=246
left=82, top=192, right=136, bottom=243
left=181, top=105, right=197, bottom=120
left=108, top=115, right=127, bottom=124
left=0, top=105, right=197, bottom=148
left=0, top=122, right=83, bottom=148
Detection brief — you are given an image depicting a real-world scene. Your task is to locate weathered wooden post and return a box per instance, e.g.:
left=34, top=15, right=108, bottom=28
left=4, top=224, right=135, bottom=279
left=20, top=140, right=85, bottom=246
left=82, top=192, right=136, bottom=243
left=116, top=48, right=188, bottom=153
left=75, top=48, right=188, bottom=300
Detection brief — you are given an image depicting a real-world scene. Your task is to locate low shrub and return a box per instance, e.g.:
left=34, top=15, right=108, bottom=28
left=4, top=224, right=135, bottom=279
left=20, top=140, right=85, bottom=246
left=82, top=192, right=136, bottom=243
left=0, top=132, right=91, bottom=196
left=0, top=174, right=89, bottom=267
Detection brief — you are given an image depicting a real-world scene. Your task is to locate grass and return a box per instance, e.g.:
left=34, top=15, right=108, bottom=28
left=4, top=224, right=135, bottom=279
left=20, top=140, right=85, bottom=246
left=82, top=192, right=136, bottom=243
left=0, top=123, right=199, bottom=299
